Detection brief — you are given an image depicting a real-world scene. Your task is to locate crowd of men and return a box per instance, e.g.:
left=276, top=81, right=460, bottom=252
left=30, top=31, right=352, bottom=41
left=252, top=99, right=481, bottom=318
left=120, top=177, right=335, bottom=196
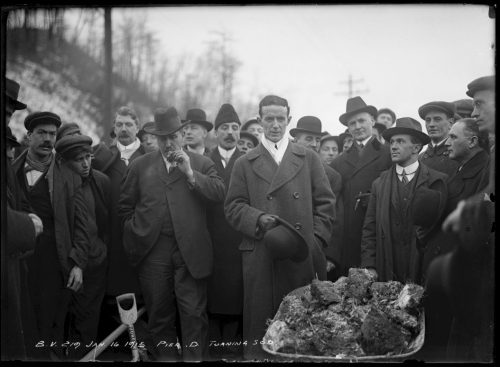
left=2, top=74, right=495, bottom=362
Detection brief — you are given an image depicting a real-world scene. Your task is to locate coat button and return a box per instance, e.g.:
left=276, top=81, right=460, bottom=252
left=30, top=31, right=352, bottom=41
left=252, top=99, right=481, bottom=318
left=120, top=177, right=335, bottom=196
left=293, top=192, right=300, bottom=199
left=267, top=195, right=273, bottom=200
left=294, top=223, right=302, bottom=230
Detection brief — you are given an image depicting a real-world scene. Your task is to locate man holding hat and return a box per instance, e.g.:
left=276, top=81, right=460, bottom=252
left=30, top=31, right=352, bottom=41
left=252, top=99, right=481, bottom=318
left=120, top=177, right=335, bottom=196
left=290, top=115, right=342, bottom=278
left=2, top=78, right=43, bottom=361
left=55, top=134, right=111, bottom=359
left=12, top=111, right=91, bottom=359
left=426, top=75, right=495, bottom=362
left=418, top=101, right=459, bottom=177
left=225, top=95, right=335, bottom=360
left=119, top=107, right=225, bottom=361
left=360, top=117, right=448, bottom=284
left=206, top=103, right=245, bottom=360
left=182, top=108, right=213, bottom=156
left=330, top=96, right=392, bottom=277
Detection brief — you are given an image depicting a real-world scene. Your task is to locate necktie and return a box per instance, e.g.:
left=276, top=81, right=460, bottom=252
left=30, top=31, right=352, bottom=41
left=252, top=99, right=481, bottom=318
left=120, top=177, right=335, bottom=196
left=274, top=144, right=278, bottom=150
left=401, top=169, right=409, bottom=185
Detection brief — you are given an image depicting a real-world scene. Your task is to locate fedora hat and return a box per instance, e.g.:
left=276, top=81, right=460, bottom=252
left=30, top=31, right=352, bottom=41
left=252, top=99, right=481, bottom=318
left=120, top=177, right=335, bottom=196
left=264, top=217, right=309, bottom=263
left=182, top=108, right=213, bottom=132
left=289, top=116, right=322, bottom=137
left=466, top=75, right=494, bottom=98
left=418, top=101, right=456, bottom=120
left=239, top=131, right=259, bottom=147
left=6, top=126, right=20, bottom=147
left=241, top=118, right=260, bottom=132
left=214, top=103, right=241, bottom=130
left=382, top=117, right=430, bottom=145
left=339, top=96, right=377, bottom=126
left=24, top=111, right=62, bottom=131
left=137, top=121, right=155, bottom=141
left=5, top=78, right=27, bottom=110
left=145, top=107, right=183, bottom=136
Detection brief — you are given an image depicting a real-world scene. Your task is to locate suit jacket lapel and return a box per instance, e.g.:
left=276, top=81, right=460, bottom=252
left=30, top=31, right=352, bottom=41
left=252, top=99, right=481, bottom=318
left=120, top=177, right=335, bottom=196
left=352, top=137, right=380, bottom=176
left=249, top=144, right=277, bottom=185
left=210, top=148, right=226, bottom=176
left=267, top=143, right=305, bottom=195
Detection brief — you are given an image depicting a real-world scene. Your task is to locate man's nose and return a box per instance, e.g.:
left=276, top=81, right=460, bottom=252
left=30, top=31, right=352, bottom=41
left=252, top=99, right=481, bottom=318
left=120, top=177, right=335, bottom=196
left=471, top=107, right=479, bottom=119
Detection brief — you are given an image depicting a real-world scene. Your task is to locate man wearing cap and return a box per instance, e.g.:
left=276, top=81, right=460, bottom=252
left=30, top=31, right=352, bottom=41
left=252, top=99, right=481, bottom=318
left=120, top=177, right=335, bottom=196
left=290, top=116, right=342, bottom=278
left=426, top=75, right=495, bottom=362
left=225, top=95, right=335, bottom=360
left=376, top=107, right=396, bottom=129
left=360, top=117, right=447, bottom=283
left=241, top=118, right=264, bottom=140
left=91, top=106, right=145, bottom=330
left=2, top=78, right=44, bottom=361
left=329, top=96, right=392, bottom=277
left=418, top=101, right=459, bottom=177
left=12, top=111, right=91, bottom=359
left=182, top=108, right=213, bottom=156
left=453, top=99, right=474, bottom=119
left=237, top=131, right=259, bottom=154
left=318, top=134, right=340, bottom=165
left=54, top=134, right=111, bottom=359
left=119, top=107, right=225, bottom=361
left=56, top=122, right=81, bottom=141
left=137, top=121, right=159, bottom=153
left=206, top=103, right=245, bottom=360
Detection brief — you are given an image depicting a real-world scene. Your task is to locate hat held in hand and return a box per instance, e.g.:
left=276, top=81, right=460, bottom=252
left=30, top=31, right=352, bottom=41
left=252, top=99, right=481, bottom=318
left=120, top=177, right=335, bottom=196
left=411, top=187, right=443, bottom=228
left=264, top=217, right=309, bottom=262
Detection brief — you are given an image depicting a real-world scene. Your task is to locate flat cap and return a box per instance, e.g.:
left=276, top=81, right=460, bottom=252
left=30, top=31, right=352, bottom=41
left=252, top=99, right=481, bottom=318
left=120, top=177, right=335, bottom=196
left=24, top=111, right=62, bottom=131
left=453, top=99, right=474, bottom=118
left=56, top=122, right=81, bottom=141
left=466, top=75, right=495, bottom=98
left=418, top=101, right=456, bottom=120
left=55, top=134, right=93, bottom=158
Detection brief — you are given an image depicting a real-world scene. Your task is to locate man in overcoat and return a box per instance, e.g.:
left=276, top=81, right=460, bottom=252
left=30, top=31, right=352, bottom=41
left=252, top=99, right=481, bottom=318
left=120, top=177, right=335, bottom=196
left=418, top=101, right=459, bottom=177
left=224, top=95, right=335, bottom=360
left=360, top=117, right=448, bottom=284
left=206, top=103, right=245, bottom=360
left=119, top=107, right=225, bottom=361
left=12, top=111, right=91, bottom=359
left=329, top=96, right=392, bottom=276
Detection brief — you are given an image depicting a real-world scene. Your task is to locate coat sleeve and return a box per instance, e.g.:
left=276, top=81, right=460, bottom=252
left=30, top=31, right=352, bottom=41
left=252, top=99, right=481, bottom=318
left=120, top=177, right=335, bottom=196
left=68, top=187, right=90, bottom=270
left=224, top=158, right=266, bottom=239
left=6, top=206, right=36, bottom=255
left=118, top=164, right=140, bottom=226
left=311, top=153, right=336, bottom=248
left=360, top=180, right=378, bottom=269
left=191, top=158, right=225, bottom=203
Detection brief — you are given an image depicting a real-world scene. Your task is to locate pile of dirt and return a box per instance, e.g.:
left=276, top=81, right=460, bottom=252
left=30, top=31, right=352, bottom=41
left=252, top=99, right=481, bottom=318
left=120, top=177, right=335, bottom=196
left=264, top=268, right=424, bottom=358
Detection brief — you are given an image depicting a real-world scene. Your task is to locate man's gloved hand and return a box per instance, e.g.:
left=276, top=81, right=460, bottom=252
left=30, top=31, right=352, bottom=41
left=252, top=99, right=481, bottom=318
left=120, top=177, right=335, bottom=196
left=28, top=213, right=43, bottom=237
left=257, top=214, right=279, bottom=232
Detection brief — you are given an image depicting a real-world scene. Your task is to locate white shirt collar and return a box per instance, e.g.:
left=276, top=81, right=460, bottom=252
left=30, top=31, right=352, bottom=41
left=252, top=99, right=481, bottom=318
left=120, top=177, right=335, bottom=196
left=116, top=138, right=141, bottom=165
left=359, top=135, right=372, bottom=147
left=431, top=138, right=448, bottom=148
left=396, top=160, right=419, bottom=175
left=218, top=146, right=236, bottom=160
left=261, top=136, right=289, bottom=165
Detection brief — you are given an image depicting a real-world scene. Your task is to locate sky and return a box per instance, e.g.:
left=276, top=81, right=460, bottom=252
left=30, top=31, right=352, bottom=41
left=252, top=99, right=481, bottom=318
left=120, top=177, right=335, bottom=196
left=86, top=5, right=495, bottom=136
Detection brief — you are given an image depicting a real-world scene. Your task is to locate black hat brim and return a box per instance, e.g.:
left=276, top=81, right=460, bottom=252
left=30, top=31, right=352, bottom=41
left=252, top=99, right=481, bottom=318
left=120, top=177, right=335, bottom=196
left=144, top=124, right=184, bottom=136
left=7, top=136, right=20, bottom=147
left=382, top=127, right=430, bottom=145
left=289, top=128, right=322, bottom=138
left=10, top=98, right=27, bottom=111
left=239, top=131, right=259, bottom=147
left=339, top=106, right=377, bottom=126
left=182, top=120, right=213, bottom=132
left=275, top=217, right=309, bottom=262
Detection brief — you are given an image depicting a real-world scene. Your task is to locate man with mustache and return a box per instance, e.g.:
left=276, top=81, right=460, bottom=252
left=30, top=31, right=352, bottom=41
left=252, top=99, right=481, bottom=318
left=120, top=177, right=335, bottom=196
left=360, top=117, right=447, bottom=283
left=418, top=101, right=459, bottom=177
left=206, top=103, right=245, bottom=360
left=12, top=111, right=91, bottom=360
left=182, top=108, right=213, bottom=156
left=119, top=107, right=225, bottom=362
left=329, top=96, right=392, bottom=277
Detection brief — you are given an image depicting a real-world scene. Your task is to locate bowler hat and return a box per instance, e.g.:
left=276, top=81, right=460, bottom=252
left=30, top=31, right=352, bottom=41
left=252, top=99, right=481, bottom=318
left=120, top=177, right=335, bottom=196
left=137, top=121, right=155, bottom=141
left=214, top=103, right=241, bottom=130
left=289, top=116, right=322, bottom=137
left=182, top=108, right=213, bottom=132
left=55, top=134, right=93, bottom=159
left=411, top=187, right=444, bottom=228
left=145, top=107, right=183, bottom=136
left=24, top=111, right=62, bottom=131
left=319, top=133, right=340, bottom=147
left=6, top=126, right=20, bottom=147
left=5, top=78, right=27, bottom=110
left=264, top=217, right=309, bottom=262
left=339, top=96, right=377, bottom=126
left=239, top=131, right=259, bottom=147
left=466, top=75, right=495, bottom=98
left=453, top=99, right=474, bottom=118
left=382, top=117, right=431, bottom=145
left=418, top=101, right=456, bottom=120
left=241, top=118, right=260, bottom=132
left=56, top=122, right=81, bottom=141
left=92, top=142, right=116, bottom=173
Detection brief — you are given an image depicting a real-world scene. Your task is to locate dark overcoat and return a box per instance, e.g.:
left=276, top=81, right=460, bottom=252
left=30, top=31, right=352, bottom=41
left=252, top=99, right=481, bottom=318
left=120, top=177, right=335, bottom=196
left=91, top=143, right=145, bottom=296
left=329, top=136, right=391, bottom=275
left=323, top=163, right=342, bottom=265
left=224, top=142, right=335, bottom=359
left=360, top=163, right=448, bottom=283
left=207, top=148, right=244, bottom=315
left=119, top=150, right=225, bottom=278
left=419, top=143, right=459, bottom=177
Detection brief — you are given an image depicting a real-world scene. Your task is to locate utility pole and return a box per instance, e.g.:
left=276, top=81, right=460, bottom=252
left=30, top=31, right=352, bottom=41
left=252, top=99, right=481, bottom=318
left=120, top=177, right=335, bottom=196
left=103, top=7, right=112, bottom=144
left=335, top=73, right=369, bottom=99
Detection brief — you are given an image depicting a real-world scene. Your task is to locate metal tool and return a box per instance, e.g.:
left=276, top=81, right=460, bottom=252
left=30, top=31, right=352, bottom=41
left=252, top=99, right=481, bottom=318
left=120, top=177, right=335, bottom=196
left=116, top=293, right=142, bottom=362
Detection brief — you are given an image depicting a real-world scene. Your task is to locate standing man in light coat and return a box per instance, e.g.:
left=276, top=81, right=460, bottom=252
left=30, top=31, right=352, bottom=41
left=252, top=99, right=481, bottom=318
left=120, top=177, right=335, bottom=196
left=225, top=95, right=335, bottom=360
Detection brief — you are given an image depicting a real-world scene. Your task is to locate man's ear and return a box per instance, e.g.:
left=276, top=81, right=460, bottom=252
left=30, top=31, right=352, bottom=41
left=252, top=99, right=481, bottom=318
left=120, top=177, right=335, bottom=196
left=257, top=116, right=262, bottom=124
left=287, top=115, right=292, bottom=125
